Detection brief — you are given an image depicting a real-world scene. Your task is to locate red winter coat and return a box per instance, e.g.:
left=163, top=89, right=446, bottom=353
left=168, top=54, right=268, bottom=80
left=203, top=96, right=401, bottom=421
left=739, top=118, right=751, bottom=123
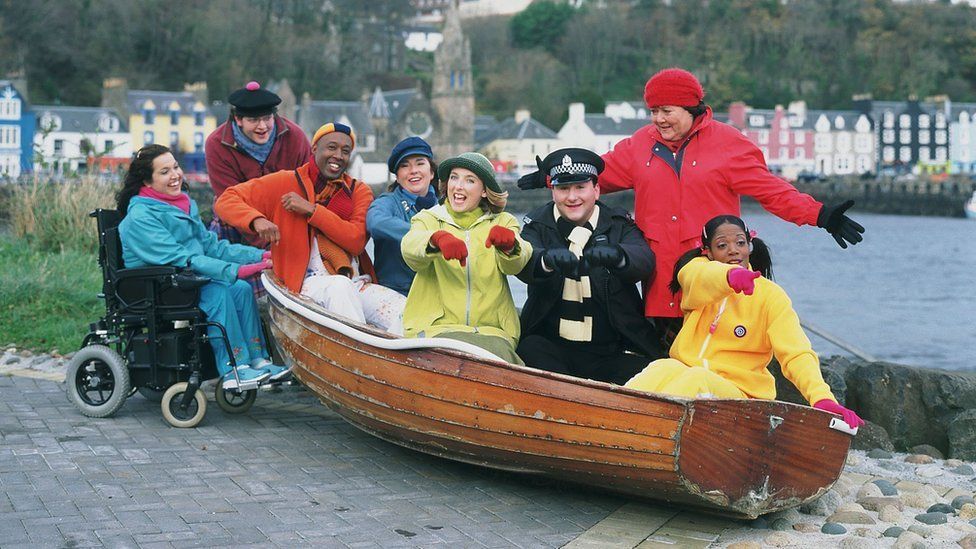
left=205, top=115, right=312, bottom=199
left=600, top=107, right=822, bottom=318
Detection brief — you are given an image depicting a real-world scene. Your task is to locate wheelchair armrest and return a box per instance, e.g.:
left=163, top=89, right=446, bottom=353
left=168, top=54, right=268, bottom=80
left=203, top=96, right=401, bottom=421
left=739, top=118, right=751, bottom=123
left=174, top=270, right=211, bottom=290
left=115, top=266, right=179, bottom=280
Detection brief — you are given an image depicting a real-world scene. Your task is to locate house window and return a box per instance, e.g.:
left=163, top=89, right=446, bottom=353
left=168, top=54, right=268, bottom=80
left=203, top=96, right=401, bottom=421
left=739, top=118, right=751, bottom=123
left=169, top=131, right=179, bottom=149
left=935, top=112, right=946, bottom=128
left=835, top=156, right=850, bottom=172
left=899, top=114, right=911, bottom=128
left=54, top=139, right=64, bottom=155
left=836, top=133, right=852, bottom=151
left=105, top=140, right=114, bottom=153
left=899, top=147, right=911, bottom=162
left=194, top=112, right=205, bottom=126
left=758, top=130, right=769, bottom=144
left=144, top=130, right=154, bottom=144
left=899, top=130, right=911, bottom=143
left=856, top=156, right=871, bottom=173
left=883, top=146, right=895, bottom=162
left=170, top=110, right=179, bottom=125
left=144, top=109, right=155, bottom=124
left=779, top=147, right=788, bottom=159
left=194, top=132, right=204, bottom=153
left=919, top=131, right=930, bottom=145
left=0, top=126, right=20, bottom=147
left=855, top=134, right=872, bottom=153
left=882, top=129, right=895, bottom=143
left=749, top=115, right=764, bottom=127
left=935, top=130, right=947, bottom=144
left=0, top=97, right=20, bottom=119
left=814, top=134, right=831, bottom=153
left=794, top=131, right=805, bottom=144
left=779, top=130, right=789, bottom=144
left=794, top=148, right=806, bottom=160
left=919, top=147, right=930, bottom=162
left=883, top=111, right=894, bottom=128
left=918, top=114, right=930, bottom=128
left=935, top=147, right=947, bottom=161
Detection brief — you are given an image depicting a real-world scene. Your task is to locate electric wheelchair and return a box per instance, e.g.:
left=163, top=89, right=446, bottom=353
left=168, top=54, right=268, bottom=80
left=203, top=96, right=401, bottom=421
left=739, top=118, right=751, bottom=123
left=66, top=208, right=272, bottom=427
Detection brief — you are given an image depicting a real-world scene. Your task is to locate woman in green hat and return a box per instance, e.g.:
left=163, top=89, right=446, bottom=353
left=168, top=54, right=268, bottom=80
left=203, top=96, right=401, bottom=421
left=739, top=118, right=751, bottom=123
left=400, top=152, right=532, bottom=364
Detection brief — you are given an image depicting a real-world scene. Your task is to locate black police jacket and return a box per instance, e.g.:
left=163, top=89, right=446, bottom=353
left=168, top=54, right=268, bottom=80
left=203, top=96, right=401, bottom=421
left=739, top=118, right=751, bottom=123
left=516, top=200, right=663, bottom=359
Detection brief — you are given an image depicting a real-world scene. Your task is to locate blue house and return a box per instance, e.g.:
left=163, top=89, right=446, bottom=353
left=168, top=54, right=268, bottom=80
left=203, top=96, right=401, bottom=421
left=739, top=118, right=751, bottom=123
left=0, top=80, right=34, bottom=177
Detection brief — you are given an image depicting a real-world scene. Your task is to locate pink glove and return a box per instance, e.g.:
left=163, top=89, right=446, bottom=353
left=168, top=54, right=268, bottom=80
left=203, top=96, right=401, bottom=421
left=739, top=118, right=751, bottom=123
left=262, top=250, right=272, bottom=261
left=237, top=259, right=272, bottom=279
left=813, top=399, right=865, bottom=429
left=727, top=268, right=761, bottom=295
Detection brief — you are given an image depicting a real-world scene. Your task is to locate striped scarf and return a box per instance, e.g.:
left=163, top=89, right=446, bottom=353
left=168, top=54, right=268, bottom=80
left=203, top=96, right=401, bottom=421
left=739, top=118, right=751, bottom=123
left=556, top=204, right=600, bottom=342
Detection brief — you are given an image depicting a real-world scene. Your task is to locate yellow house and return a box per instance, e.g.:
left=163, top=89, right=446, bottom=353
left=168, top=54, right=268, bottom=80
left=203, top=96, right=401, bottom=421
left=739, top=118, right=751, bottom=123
left=102, top=79, right=216, bottom=172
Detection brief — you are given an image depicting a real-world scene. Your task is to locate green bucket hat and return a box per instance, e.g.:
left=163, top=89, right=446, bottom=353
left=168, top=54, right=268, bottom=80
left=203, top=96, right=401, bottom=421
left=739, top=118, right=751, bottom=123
left=437, top=152, right=501, bottom=194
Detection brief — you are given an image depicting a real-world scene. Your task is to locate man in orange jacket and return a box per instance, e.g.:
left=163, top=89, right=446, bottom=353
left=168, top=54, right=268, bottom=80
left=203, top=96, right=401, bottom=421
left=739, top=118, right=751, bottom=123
left=214, top=122, right=404, bottom=334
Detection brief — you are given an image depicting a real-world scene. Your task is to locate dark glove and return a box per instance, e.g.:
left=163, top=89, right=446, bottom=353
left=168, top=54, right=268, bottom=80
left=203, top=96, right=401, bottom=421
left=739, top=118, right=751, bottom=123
left=415, top=192, right=438, bottom=210
left=817, top=200, right=865, bottom=249
left=582, top=244, right=625, bottom=270
left=542, top=248, right=579, bottom=275
left=517, top=155, right=546, bottom=190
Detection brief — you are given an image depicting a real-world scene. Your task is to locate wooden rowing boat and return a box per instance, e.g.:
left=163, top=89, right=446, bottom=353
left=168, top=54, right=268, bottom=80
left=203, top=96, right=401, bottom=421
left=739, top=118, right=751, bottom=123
left=263, top=274, right=855, bottom=519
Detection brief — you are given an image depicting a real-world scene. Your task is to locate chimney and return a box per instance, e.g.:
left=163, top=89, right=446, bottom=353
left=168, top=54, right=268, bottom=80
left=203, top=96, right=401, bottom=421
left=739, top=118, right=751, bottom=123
left=568, top=102, right=585, bottom=122
left=101, top=77, right=129, bottom=119
left=728, top=101, right=747, bottom=129
left=514, top=109, right=531, bottom=124
left=787, top=100, right=807, bottom=123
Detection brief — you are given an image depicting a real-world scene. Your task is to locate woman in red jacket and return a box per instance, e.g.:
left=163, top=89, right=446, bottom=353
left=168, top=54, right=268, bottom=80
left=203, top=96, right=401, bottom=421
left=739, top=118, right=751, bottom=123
left=524, top=68, right=865, bottom=344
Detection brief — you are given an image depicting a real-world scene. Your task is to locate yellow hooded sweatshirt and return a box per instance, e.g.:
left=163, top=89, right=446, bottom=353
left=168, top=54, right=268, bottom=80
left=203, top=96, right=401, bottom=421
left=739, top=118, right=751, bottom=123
left=670, top=257, right=836, bottom=405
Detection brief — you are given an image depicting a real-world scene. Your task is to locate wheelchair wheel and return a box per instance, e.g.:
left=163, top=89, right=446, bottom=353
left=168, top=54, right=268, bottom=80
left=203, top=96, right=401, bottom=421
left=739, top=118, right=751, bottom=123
left=66, top=345, right=130, bottom=418
left=137, top=387, right=165, bottom=402
left=214, top=379, right=257, bottom=414
left=160, top=382, right=207, bottom=428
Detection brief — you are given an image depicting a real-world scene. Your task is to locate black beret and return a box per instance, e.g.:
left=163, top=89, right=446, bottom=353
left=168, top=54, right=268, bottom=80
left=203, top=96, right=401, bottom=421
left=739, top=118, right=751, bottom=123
left=228, top=81, right=281, bottom=117
left=541, top=148, right=604, bottom=186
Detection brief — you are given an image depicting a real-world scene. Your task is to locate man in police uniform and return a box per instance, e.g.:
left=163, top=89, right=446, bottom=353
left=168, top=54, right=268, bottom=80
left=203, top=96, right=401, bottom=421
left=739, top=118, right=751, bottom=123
left=516, top=148, right=664, bottom=384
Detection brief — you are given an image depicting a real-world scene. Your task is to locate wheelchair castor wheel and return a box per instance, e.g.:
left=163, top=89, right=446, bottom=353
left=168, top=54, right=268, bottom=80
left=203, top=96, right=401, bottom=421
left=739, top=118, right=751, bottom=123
left=160, top=382, right=207, bottom=428
left=214, top=378, right=257, bottom=414
left=66, top=345, right=131, bottom=418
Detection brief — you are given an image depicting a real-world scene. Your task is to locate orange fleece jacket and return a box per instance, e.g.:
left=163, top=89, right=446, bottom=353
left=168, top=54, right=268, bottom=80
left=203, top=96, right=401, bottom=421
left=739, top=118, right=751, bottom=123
left=213, top=162, right=374, bottom=292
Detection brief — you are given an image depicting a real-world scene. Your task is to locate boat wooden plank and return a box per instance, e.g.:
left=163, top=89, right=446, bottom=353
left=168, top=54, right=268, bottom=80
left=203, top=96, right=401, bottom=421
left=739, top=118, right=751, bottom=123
left=276, top=307, right=685, bottom=421
left=677, top=399, right=848, bottom=515
left=276, top=317, right=682, bottom=443
left=295, top=369, right=679, bottom=471
left=293, top=347, right=679, bottom=455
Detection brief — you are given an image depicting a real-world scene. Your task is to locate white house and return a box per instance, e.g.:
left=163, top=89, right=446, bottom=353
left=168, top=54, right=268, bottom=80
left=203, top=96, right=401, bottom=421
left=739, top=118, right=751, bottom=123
left=812, top=112, right=875, bottom=176
left=557, top=102, right=647, bottom=155
left=34, top=106, right=130, bottom=174
left=479, top=109, right=562, bottom=173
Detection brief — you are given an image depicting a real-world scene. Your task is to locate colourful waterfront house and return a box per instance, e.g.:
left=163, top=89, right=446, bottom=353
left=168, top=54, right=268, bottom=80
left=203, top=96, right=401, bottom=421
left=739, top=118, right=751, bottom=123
left=33, top=106, right=131, bottom=175
left=854, top=96, right=950, bottom=175
left=949, top=102, right=976, bottom=174
left=0, top=80, right=35, bottom=178
left=101, top=78, right=215, bottom=173
left=727, top=101, right=817, bottom=180
left=480, top=109, right=561, bottom=174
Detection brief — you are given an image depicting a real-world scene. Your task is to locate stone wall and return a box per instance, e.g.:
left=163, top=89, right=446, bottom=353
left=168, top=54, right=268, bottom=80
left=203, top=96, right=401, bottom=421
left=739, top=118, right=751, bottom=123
left=792, top=176, right=976, bottom=218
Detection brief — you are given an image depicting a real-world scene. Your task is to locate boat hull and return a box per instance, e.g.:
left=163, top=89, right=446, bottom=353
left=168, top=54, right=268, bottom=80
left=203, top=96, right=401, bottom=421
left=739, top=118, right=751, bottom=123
left=265, top=276, right=852, bottom=518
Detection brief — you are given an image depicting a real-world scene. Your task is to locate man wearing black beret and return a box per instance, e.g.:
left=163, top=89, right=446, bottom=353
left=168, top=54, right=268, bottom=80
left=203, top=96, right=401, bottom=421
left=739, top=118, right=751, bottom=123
left=516, top=148, right=665, bottom=384
left=206, top=81, right=311, bottom=251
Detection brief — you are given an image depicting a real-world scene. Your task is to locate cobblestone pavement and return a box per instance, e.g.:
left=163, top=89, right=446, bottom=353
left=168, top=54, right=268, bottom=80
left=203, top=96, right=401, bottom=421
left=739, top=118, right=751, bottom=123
left=0, top=375, right=632, bottom=548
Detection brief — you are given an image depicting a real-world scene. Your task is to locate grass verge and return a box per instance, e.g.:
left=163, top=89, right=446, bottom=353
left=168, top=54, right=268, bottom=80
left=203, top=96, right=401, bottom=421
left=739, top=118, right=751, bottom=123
left=0, top=237, right=102, bottom=354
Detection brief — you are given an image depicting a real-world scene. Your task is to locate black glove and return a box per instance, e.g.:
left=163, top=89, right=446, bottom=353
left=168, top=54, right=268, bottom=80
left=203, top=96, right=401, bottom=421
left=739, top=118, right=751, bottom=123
left=542, top=248, right=579, bottom=275
left=816, top=200, right=865, bottom=249
left=583, top=244, right=625, bottom=270
left=517, top=155, right=546, bottom=190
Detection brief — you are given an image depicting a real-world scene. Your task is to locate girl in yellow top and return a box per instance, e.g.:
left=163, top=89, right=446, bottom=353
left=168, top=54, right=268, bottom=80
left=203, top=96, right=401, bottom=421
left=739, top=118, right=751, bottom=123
left=625, top=214, right=863, bottom=429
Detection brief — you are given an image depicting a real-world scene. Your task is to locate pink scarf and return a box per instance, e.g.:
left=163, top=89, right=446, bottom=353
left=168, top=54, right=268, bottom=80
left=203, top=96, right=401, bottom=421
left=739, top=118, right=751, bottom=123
left=138, top=186, right=190, bottom=214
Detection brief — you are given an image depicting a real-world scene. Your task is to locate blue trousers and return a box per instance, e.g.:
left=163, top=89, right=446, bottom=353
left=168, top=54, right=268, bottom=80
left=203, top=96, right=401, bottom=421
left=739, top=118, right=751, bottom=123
left=198, top=279, right=267, bottom=376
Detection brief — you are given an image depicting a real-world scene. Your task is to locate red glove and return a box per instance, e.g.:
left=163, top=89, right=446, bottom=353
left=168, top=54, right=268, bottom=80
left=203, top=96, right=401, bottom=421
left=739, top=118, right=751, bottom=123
left=262, top=250, right=272, bottom=261
left=814, top=399, right=865, bottom=429
left=430, top=230, right=468, bottom=267
left=237, top=259, right=272, bottom=279
left=727, top=268, right=761, bottom=295
left=485, top=225, right=516, bottom=253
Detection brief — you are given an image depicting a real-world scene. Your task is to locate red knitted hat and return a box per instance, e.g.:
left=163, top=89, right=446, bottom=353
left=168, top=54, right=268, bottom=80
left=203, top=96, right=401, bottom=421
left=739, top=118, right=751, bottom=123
left=643, top=68, right=704, bottom=108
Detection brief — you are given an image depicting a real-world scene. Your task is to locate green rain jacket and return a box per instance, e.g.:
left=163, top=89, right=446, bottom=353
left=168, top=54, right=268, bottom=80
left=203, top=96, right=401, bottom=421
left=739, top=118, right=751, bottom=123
left=400, top=204, right=532, bottom=344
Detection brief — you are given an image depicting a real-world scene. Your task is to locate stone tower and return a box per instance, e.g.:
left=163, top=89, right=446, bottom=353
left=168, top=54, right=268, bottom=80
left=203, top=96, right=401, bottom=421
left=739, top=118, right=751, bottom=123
left=431, top=0, right=474, bottom=159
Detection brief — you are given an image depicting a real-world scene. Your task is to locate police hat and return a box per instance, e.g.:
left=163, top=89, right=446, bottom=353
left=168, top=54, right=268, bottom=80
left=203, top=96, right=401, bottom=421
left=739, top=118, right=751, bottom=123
left=228, top=81, right=281, bottom=117
left=541, top=148, right=604, bottom=186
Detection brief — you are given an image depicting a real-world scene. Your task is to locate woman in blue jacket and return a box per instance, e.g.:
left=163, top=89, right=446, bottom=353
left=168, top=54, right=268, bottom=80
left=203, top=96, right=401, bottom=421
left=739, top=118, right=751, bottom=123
left=366, top=136, right=439, bottom=296
left=116, top=144, right=287, bottom=390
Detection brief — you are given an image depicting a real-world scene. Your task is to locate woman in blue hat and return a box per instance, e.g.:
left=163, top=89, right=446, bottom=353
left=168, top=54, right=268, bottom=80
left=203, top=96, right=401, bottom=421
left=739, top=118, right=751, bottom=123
left=366, top=136, right=440, bottom=296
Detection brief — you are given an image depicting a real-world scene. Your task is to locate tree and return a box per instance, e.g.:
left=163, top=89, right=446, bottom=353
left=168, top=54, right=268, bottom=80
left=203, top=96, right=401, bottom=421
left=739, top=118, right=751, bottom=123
left=509, top=1, right=577, bottom=52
